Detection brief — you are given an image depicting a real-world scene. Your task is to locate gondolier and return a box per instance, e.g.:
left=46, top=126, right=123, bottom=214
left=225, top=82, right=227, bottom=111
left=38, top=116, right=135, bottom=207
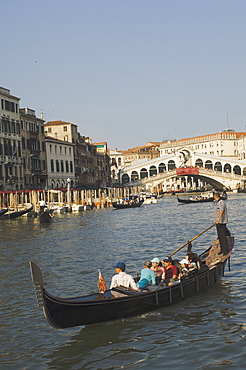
left=213, top=192, right=229, bottom=255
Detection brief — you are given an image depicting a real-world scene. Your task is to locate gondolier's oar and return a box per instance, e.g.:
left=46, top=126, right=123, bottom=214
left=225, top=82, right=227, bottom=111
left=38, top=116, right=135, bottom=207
left=170, top=222, right=216, bottom=257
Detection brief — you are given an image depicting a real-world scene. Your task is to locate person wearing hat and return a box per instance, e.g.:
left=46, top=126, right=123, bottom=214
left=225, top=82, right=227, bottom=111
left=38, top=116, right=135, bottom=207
left=110, top=262, right=139, bottom=291
left=161, top=256, right=178, bottom=286
left=137, top=260, right=156, bottom=289
left=150, top=258, right=165, bottom=285
left=213, top=191, right=229, bottom=255
left=179, top=259, right=190, bottom=278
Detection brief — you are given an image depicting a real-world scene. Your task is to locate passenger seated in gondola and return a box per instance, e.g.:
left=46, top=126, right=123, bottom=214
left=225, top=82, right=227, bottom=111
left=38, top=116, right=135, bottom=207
left=110, top=262, right=139, bottom=291
left=137, top=260, right=156, bottom=289
left=161, top=256, right=179, bottom=286
left=150, top=258, right=165, bottom=285
left=178, top=259, right=190, bottom=278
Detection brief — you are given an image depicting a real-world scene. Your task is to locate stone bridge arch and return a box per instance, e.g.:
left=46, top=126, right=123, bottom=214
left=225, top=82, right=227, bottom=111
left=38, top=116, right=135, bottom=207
left=149, top=165, right=157, bottom=176
left=140, top=168, right=148, bottom=179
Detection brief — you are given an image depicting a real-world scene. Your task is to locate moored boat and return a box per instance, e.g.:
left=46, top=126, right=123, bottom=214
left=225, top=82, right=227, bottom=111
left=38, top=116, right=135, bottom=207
left=29, top=236, right=234, bottom=329
left=0, top=205, right=33, bottom=219
left=0, top=208, right=8, bottom=216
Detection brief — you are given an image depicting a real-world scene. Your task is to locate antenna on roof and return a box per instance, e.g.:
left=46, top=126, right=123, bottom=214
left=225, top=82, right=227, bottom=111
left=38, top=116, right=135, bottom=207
left=226, top=110, right=230, bottom=130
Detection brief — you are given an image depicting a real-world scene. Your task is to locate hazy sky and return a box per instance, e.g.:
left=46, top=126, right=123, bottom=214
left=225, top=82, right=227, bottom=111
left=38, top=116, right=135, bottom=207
left=1, top=0, right=246, bottom=150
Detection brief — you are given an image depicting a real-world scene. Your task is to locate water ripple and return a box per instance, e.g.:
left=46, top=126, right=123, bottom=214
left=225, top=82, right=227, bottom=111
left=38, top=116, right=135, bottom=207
left=1, top=194, right=246, bottom=369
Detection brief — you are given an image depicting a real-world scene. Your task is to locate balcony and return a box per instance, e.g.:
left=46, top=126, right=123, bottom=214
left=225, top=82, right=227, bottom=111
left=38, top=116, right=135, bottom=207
left=31, top=169, right=41, bottom=174
left=0, top=132, right=21, bottom=141
left=30, top=149, right=41, bottom=156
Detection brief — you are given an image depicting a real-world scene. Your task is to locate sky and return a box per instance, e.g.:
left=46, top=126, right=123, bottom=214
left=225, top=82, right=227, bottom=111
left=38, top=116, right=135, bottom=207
left=1, top=0, right=246, bottom=150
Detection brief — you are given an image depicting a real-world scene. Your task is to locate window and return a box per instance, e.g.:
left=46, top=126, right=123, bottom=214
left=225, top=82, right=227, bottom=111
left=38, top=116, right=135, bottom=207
left=51, top=159, right=54, bottom=172
left=60, top=146, right=62, bottom=154
left=63, top=126, right=67, bottom=132
left=70, top=161, right=73, bottom=172
left=61, top=160, right=64, bottom=172
left=56, top=160, right=60, bottom=172
left=22, top=137, right=26, bottom=149
left=48, top=127, right=52, bottom=133
left=16, top=122, right=20, bottom=134
left=50, top=144, right=52, bottom=153
left=55, top=145, right=57, bottom=153
left=65, top=161, right=69, bottom=172
left=69, top=148, right=71, bottom=155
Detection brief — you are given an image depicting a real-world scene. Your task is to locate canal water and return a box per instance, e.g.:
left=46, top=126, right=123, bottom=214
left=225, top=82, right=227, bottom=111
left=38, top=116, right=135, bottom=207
left=1, top=194, right=246, bottom=369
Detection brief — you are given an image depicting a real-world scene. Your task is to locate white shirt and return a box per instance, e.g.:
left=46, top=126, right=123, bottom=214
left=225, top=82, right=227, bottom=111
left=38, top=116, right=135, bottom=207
left=110, top=271, right=138, bottom=290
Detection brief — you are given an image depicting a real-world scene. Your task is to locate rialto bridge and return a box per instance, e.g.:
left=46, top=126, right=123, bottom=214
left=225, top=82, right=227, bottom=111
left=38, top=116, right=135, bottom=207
left=119, top=148, right=246, bottom=192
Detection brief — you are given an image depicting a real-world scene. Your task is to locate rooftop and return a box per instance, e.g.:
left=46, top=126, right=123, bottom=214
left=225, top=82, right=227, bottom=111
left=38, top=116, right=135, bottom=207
left=45, top=120, right=77, bottom=127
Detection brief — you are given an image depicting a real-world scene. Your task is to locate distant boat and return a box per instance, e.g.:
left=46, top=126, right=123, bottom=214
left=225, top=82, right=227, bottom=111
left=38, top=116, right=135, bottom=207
left=0, top=205, right=33, bottom=219
left=140, top=192, right=158, bottom=204
left=177, top=196, right=214, bottom=204
left=39, top=209, right=54, bottom=223
left=112, top=199, right=144, bottom=209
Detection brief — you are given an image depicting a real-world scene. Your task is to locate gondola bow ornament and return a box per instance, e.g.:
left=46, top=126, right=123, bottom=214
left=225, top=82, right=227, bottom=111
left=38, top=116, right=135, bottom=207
left=97, top=269, right=108, bottom=293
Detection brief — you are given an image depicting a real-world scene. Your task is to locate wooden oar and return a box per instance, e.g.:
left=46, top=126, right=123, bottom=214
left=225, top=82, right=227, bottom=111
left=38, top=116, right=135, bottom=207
left=170, top=222, right=216, bottom=257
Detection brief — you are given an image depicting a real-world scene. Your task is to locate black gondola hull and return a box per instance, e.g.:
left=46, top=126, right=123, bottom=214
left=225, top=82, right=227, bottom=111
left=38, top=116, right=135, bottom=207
left=1, top=205, right=33, bottom=219
left=30, top=252, right=230, bottom=329
left=112, top=200, right=144, bottom=209
left=177, top=197, right=214, bottom=204
left=0, top=208, right=8, bottom=216
left=39, top=210, right=54, bottom=223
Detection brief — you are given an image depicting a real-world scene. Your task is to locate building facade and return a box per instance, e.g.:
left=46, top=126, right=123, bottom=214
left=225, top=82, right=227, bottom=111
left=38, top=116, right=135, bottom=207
left=20, top=108, right=47, bottom=189
left=45, top=136, right=75, bottom=189
left=0, top=87, right=23, bottom=191
left=159, top=130, right=246, bottom=159
left=44, top=121, right=111, bottom=188
left=93, top=142, right=111, bottom=187
left=109, top=142, right=162, bottom=185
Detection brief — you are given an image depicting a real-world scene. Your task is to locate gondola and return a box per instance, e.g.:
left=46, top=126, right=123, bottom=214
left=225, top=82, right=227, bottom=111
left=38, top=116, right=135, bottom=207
left=0, top=205, right=33, bottom=219
left=177, top=196, right=214, bottom=204
left=39, top=209, right=54, bottom=223
left=112, top=199, right=144, bottom=209
left=0, top=208, right=8, bottom=216
left=29, top=236, right=234, bottom=329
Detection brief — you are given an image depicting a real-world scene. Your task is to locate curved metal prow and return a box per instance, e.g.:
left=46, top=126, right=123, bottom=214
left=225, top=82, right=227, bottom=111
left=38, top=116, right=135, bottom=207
left=29, top=261, right=45, bottom=309
left=30, top=261, right=44, bottom=286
